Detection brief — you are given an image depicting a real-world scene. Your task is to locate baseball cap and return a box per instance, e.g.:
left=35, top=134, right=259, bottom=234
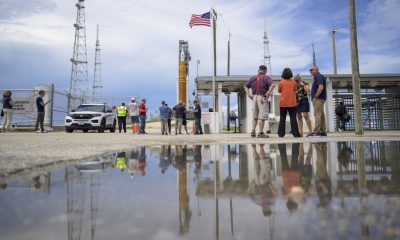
left=131, top=97, right=135, bottom=101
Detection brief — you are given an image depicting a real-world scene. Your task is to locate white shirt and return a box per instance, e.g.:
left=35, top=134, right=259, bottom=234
left=129, top=102, right=139, bottom=116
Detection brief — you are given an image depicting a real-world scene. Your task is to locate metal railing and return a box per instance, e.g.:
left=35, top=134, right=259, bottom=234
left=333, top=93, right=400, bottom=130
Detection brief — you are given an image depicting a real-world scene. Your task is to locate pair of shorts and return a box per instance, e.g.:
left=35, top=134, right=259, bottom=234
left=296, top=98, right=310, bottom=113
left=252, top=95, right=269, bottom=120
left=131, top=116, right=139, bottom=123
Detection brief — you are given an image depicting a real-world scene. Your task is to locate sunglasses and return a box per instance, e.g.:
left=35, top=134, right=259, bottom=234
left=309, top=69, right=314, bottom=71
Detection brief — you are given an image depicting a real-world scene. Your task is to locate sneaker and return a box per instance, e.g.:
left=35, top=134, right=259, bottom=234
left=257, top=132, right=269, bottom=138
left=338, top=128, right=342, bottom=132
left=35, top=130, right=41, bottom=133
left=308, top=132, right=321, bottom=137
left=320, top=132, right=327, bottom=136
left=251, top=130, right=256, bottom=137
left=41, top=130, right=47, bottom=133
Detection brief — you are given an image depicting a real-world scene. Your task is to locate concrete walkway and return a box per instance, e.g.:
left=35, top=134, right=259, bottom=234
left=0, top=129, right=399, bottom=176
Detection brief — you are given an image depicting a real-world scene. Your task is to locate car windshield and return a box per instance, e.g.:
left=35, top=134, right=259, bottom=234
left=75, top=105, right=105, bottom=112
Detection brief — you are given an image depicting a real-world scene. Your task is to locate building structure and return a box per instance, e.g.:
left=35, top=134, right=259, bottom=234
left=195, top=74, right=400, bottom=133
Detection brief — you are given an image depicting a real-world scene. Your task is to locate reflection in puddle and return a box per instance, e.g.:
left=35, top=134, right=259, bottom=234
left=0, top=141, right=400, bottom=240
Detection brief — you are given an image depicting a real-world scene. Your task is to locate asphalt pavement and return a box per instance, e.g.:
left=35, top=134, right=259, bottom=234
left=0, top=128, right=399, bottom=177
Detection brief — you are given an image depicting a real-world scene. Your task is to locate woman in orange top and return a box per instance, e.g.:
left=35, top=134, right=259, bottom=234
left=278, top=68, right=301, bottom=137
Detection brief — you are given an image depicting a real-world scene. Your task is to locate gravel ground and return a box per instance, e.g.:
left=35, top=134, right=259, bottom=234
left=1, top=128, right=399, bottom=176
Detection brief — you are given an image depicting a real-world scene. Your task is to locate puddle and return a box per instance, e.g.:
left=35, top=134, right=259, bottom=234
left=1, top=141, right=400, bottom=240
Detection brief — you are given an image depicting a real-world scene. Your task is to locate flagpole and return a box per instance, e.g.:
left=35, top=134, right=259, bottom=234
left=211, top=7, right=217, bottom=112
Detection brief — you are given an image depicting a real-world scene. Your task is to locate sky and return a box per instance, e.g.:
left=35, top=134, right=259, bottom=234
left=0, top=0, right=399, bottom=112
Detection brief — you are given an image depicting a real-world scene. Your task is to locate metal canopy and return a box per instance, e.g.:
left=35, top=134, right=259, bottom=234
left=195, top=74, right=400, bottom=93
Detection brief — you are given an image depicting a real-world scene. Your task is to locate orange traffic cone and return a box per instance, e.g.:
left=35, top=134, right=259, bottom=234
left=133, top=123, right=139, bottom=134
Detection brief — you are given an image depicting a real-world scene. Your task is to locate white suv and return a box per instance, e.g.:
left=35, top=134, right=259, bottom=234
left=65, top=103, right=116, bottom=133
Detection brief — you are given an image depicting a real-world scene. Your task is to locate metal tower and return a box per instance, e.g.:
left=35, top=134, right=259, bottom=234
left=92, top=24, right=102, bottom=102
left=312, top=40, right=317, bottom=66
left=69, top=0, right=88, bottom=111
left=263, top=17, right=272, bottom=75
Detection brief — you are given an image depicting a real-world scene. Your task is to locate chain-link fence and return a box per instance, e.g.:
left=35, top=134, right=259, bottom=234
left=1, top=84, right=83, bottom=130
left=1, top=84, right=146, bottom=130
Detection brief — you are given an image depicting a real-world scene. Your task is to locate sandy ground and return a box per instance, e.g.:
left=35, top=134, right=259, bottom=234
left=0, top=122, right=399, bottom=176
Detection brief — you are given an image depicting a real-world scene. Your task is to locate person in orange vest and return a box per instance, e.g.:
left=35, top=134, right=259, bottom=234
left=117, top=102, right=128, bottom=133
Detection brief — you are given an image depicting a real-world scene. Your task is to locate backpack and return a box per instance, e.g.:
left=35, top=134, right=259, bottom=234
left=335, top=105, right=345, bottom=116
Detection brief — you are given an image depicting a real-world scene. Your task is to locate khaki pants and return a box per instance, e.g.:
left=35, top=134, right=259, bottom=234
left=312, top=98, right=326, bottom=133
left=2, top=108, right=13, bottom=130
left=35, top=112, right=45, bottom=131
left=175, top=118, right=182, bottom=134
left=252, top=95, right=269, bottom=120
left=161, top=118, right=168, bottom=134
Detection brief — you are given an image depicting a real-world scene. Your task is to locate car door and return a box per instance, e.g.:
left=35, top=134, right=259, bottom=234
left=105, top=105, right=114, bottom=125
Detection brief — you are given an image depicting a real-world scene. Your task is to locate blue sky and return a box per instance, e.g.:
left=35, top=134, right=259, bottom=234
left=0, top=0, right=399, bottom=112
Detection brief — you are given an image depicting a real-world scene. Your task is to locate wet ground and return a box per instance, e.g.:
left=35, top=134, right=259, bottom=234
left=1, top=141, right=400, bottom=240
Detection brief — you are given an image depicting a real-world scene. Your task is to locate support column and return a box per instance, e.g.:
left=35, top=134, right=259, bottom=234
left=326, top=78, right=335, bottom=132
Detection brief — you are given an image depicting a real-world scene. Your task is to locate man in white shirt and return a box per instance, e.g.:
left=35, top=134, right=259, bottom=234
left=129, top=98, right=139, bottom=133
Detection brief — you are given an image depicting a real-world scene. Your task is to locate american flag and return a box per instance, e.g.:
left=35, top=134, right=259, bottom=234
left=189, top=12, right=211, bottom=28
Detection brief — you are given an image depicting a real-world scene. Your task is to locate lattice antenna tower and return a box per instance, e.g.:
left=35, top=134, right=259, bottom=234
left=312, top=40, right=317, bottom=66
left=263, top=17, right=272, bottom=75
left=69, top=0, right=89, bottom=110
left=92, top=24, right=102, bottom=102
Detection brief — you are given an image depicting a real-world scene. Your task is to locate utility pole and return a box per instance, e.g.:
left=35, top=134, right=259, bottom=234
left=69, top=0, right=88, bottom=111
left=92, top=24, right=102, bottom=102
left=348, top=0, right=364, bottom=135
left=332, top=28, right=339, bottom=75
left=212, top=8, right=217, bottom=112
left=227, top=33, right=231, bottom=131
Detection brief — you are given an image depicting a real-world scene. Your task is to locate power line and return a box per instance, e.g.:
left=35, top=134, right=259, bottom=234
left=221, top=0, right=258, bottom=15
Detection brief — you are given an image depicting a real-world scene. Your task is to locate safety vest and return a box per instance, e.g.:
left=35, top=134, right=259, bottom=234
left=117, top=105, right=127, bottom=117
left=116, top=157, right=127, bottom=170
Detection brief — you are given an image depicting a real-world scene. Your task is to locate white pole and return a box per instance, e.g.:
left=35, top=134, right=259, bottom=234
left=211, top=8, right=217, bottom=112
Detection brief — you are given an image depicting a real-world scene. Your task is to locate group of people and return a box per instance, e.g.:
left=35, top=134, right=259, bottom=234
left=158, top=99, right=203, bottom=135
left=115, top=98, right=148, bottom=134
left=111, top=144, right=203, bottom=177
left=249, top=142, right=332, bottom=215
left=1, top=90, right=50, bottom=133
left=245, top=64, right=329, bottom=138
left=114, top=97, right=203, bottom=136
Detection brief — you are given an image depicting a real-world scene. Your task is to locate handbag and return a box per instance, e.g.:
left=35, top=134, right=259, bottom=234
left=1, top=109, right=3, bottom=117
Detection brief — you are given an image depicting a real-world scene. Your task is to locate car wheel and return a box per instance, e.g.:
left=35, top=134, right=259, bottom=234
left=98, top=119, right=106, bottom=133
left=65, top=128, right=73, bottom=133
left=110, top=119, right=116, bottom=133
left=83, top=129, right=89, bottom=133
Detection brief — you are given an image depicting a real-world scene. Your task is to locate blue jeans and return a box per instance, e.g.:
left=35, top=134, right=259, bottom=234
left=339, top=116, right=346, bottom=131
left=195, top=118, right=203, bottom=134
left=139, top=115, right=146, bottom=133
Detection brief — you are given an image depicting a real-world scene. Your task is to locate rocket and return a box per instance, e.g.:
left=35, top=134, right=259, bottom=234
left=179, top=49, right=187, bottom=104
